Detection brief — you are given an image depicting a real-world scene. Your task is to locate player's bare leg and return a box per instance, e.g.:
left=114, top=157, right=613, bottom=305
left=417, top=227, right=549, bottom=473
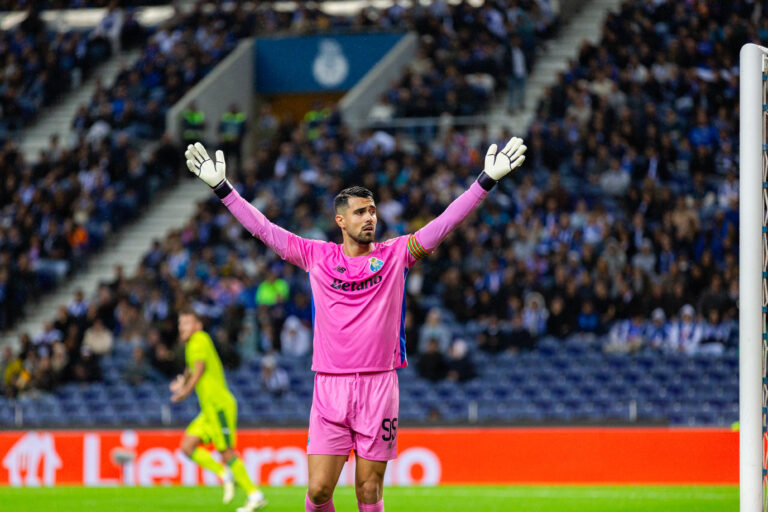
left=355, top=454, right=387, bottom=510
left=306, top=454, right=347, bottom=511
left=181, top=434, right=226, bottom=477
left=180, top=435, right=231, bottom=496
left=221, top=448, right=267, bottom=511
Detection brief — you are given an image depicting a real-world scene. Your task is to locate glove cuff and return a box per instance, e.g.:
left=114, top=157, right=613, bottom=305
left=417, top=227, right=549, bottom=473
left=213, top=179, right=234, bottom=199
left=476, top=172, right=497, bottom=191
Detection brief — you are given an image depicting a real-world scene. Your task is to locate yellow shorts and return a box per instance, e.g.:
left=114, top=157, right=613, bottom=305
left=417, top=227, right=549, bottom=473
left=185, top=400, right=238, bottom=452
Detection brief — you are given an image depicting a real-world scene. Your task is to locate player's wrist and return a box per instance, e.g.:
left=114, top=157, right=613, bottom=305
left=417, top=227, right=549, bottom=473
left=212, top=179, right=233, bottom=199
left=476, top=171, right=497, bottom=191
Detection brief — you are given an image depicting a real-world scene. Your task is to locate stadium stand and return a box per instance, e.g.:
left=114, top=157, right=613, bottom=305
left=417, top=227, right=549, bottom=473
left=0, top=7, right=127, bottom=140
left=0, top=0, right=747, bottom=429
left=0, top=1, right=166, bottom=9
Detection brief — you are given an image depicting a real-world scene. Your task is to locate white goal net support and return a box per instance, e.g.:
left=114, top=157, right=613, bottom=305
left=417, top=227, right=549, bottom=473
left=740, top=43, right=768, bottom=512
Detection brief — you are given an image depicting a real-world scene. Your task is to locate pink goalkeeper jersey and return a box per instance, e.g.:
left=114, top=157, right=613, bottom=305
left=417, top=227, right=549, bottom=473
left=221, top=182, right=488, bottom=373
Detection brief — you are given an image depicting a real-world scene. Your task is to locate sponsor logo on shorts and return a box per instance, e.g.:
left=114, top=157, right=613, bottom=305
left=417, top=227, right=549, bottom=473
left=330, top=274, right=383, bottom=291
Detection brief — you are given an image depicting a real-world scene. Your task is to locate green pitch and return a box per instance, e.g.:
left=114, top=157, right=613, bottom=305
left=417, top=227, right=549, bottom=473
left=0, top=485, right=737, bottom=511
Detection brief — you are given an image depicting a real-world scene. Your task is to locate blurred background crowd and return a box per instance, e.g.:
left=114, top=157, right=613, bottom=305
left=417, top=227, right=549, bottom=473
left=0, top=1, right=750, bottom=427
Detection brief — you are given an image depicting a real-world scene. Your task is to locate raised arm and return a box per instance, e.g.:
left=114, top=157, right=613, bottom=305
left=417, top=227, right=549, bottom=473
left=409, top=137, right=527, bottom=260
left=185, top=142, right=321, bottom=270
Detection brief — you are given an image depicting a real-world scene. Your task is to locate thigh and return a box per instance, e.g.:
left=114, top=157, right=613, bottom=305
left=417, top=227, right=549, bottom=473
left=352, top=371, right=399, bottom=461
left=308, top=454, right=348, bottom=490
left=202, top=403, right=235, bottom=452
left=186, top=412, right=213, bottom=445
left=180, top=433, right=203, bottom=454
left=307, top=373, right=355, bottom=456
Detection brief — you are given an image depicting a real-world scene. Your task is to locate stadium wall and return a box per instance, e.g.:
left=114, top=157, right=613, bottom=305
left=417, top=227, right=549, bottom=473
left=165, top=38, right=255, bottom=148
left=338, top=32, right=418, bottom=134
left=0, top=428, right=736, bottom=487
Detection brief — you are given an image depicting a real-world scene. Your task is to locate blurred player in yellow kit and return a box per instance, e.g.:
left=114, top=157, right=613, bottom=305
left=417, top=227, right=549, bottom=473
left=170, top=308, right=267, bottom=511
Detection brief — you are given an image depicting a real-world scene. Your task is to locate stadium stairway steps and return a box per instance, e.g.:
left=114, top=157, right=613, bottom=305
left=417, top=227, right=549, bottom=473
left=5, top=178, right=210, bottom=346
left=488, top=0, right=623, bottom=133
left=19, top=48, right=143, bottom=164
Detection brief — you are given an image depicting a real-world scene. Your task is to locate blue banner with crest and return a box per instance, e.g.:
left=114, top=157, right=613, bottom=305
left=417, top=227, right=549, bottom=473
left=255, top=33, right=404, bottom=93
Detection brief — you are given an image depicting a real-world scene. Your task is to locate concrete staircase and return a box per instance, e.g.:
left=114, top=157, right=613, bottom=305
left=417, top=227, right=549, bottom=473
left=19, top=48, right=142, bottom=163
left=5, top=179, right=210, bottom=345
left=5, top=45, right=214, bottom=346
left=488, top=0, right=624, bottom=134
left=3, top=0, right=625, bottom=346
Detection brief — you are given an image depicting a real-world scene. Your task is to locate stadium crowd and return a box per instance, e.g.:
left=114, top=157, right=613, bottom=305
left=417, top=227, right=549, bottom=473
left=0, top=0, right=752, bottom=407
left=0, top=2, right=338, bottom=334
left=371, top=0, right=557, bottom=119
left=0, top=1, right=163, bottom=9
left=2, top=1, right=555, bottom=338
left=0, top=6, right=136, bottom=139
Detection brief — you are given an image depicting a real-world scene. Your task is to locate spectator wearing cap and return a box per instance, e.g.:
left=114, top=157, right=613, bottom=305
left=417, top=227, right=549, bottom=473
left=667, top=304, right=703, bottom=355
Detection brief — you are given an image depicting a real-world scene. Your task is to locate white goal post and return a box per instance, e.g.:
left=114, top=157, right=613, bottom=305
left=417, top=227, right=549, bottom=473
left=739, top=43, right=768, bottom=512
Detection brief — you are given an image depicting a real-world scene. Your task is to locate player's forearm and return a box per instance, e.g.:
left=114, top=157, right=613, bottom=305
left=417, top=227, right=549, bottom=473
left=216, top=183, right=292, bottom=258
left=414, top=180, right=489, bottom=252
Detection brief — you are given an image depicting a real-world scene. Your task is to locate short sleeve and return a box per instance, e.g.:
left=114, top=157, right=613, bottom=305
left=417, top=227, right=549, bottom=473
left=186, top=332, right=208, bottom=366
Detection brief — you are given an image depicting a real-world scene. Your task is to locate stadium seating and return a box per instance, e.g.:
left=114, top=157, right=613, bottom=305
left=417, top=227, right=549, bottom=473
left=0, top=338, right=739, bottom=427
left=0, top=0, right=751, bottom=431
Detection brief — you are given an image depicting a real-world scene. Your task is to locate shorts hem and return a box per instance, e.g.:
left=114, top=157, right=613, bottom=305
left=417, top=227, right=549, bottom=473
left=353, top=449, right=397, bottom=462
left=306, top=448, right=352, bottom=456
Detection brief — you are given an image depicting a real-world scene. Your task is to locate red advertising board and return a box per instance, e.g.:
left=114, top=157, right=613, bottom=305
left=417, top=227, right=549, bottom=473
left=0, top=427, right=737, bottom=486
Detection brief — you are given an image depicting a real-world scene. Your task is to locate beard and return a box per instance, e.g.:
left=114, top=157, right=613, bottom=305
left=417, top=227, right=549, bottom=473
left=349, top=227, right=374, bottom=244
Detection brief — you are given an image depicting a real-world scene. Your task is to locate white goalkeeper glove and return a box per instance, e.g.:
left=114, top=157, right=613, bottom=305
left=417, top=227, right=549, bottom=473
left=185, top=142, right=227, bottom=188
left=482, top=136, right=526, bottom=181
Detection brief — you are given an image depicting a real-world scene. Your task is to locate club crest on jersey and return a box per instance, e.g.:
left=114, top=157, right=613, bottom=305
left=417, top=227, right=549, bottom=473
left=368, top=257, right=384, bottom=273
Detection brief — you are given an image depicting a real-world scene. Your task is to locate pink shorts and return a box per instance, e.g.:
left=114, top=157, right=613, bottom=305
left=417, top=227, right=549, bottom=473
left=307, top=370, right=399, bottom=461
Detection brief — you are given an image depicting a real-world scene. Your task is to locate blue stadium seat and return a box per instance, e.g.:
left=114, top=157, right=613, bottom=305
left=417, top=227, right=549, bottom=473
left=116, top=410, right=142, bottom=425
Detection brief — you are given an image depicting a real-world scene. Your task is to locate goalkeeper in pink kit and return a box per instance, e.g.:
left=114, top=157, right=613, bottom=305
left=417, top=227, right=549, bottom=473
left=186, top=136, right=526, bottom=511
